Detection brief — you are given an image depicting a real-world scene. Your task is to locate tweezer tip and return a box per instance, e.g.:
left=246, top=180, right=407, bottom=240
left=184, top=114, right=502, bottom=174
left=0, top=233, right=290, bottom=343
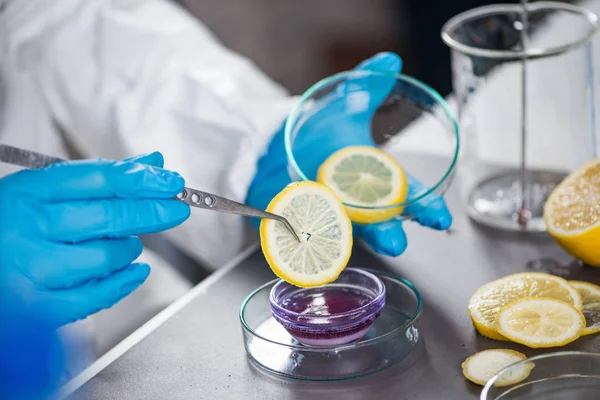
left=284, top=221, right=300, bottom=243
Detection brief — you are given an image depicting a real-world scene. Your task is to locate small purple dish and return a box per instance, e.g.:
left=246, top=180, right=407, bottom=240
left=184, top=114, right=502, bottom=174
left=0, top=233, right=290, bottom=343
left=269, top=268, right=386, bottom=346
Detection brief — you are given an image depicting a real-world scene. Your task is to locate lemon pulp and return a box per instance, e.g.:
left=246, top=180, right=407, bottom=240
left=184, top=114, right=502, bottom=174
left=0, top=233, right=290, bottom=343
left=495, top=297, right=585, bottom=348
left=317, top=146, right=408, bottom=224
left=260, top=181, right=353, bottom=287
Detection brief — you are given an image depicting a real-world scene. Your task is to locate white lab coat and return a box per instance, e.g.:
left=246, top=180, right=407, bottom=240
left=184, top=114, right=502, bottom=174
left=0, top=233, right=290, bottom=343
left=0, top=0, right=298, bottom=375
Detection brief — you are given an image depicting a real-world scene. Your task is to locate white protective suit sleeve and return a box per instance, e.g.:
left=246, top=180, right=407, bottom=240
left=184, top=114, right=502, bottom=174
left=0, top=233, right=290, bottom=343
left=3, top=0, right=299, bottom=269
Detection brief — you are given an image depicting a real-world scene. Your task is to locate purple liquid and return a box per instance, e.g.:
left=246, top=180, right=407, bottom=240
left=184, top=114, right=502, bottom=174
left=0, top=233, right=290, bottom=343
left=281, top=287, right=372, bottom=316
left=275, top=286, right=381, bottom=346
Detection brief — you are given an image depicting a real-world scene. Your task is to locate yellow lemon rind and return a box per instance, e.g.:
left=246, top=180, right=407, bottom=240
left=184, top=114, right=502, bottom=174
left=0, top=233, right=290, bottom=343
left=569, top=281, right=600, bottom=336
left=345, top=205, right=404, bottom=225
left=546, top=224, right=600, bottom=267
left=582, top=326, right=600, bottom=336
left=468, top=312, right=510, bottom=341
left=569, top=280, right=600, bottom=298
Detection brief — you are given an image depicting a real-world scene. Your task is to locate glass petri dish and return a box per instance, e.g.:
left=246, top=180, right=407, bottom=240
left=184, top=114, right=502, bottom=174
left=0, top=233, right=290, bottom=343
left=269, top=268, right=386, bottom=347
left=240, top=269, right=422, bottom=381
left=481, top=351, right=600, bottom=400
left=284, top=70, right=459, bottom=223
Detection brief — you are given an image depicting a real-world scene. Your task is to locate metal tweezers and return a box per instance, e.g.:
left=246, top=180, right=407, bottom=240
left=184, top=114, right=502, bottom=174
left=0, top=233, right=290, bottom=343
left=0, top=144, right=300, bottom=242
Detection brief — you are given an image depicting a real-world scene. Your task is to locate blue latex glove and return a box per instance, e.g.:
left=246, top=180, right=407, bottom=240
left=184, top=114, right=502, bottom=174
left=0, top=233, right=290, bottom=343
left=0, top=152, right=190, bottom=328
left=247, top=52, right=452, bottom=256
left=0, top=291, right=66, bottom=400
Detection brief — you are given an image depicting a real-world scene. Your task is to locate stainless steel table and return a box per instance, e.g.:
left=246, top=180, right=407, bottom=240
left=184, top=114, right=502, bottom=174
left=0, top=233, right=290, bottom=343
left=63, top=155, right=600, bottom=400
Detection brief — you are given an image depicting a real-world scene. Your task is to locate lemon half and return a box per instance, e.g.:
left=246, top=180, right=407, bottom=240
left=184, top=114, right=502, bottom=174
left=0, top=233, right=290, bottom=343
left=495, top=297, right=585, bottom=348
left=260, top=181, right=353, bottom=287
left=316, top=146, right=408, bottom=224
left=462, top=349, right=533, bottom=387
left=468, top=272, right=582, bottom=340
left=569, top=280, right=600, bottom=335
left=544, top=159, right=600, bottom=266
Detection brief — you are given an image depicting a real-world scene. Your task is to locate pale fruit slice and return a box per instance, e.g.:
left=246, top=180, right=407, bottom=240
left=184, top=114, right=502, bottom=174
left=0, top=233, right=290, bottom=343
left=462, top=349, right=534, bottom=387
left=569, top=281, right=600, bottom=335
left=316, top=146, right=408, bottom=224
left=496, top=297, right=585, bottom=348
left=260, top=181, right=353, bottom=288
left=544, top=159, right=600, bottom=266
left=468, top=272, right=582, bottom=341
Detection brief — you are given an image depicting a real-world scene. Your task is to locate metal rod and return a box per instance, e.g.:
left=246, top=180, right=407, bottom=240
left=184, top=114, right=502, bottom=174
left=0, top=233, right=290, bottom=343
left=176, top=186, right=301, bottom=242
left=518, top=0, right=530, bottom=228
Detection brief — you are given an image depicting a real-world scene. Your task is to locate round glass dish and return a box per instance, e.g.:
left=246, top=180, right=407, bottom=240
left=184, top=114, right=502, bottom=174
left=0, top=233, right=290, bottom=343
left=284, top=70, right=459, bottom=222
left=240, top=269, right=422, bottom=381
left=481, top=351, right=600, bottom=400
left=269, top=268, right=386, bottom=346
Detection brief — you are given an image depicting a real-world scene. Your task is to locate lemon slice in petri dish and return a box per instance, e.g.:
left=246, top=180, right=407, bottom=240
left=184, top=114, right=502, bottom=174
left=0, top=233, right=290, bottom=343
left=496, top=297, right=585, bottom=348
left=260, top=181, right=353, bottom=288
left=569, top=280, right=600, bottom=335
left=544, top=159, right=600, bottom=266
left=316, top=146, right=408, bottom=224
left=468, top=272, right=582, bottom=341
left=462, top=349, right=534, bottom=387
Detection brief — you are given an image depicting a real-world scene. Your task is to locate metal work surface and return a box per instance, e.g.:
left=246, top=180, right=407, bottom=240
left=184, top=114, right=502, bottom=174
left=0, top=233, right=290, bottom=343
left=68, top=155, right=600, bottom=400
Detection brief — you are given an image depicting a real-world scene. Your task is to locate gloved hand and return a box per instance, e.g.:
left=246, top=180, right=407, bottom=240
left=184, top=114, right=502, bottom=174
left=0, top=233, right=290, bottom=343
left=247, top=52, right=452, bottom=256
left=0, top=152, right=190, bottom=328
left=0, top=291, right=65, bottom=400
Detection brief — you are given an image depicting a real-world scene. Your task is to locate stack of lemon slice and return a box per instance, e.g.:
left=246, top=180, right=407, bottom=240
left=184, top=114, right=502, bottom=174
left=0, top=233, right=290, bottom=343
left=463, top=272, right=600, bottom=386
left=468, top=272, right=585, bottom=346
left=464, top=273, right=600, bottom=386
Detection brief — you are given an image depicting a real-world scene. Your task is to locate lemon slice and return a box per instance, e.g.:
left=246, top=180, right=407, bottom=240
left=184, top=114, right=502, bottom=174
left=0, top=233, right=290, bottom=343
left=569, top=281, right=600, bottom=335
left=462, top=349, right=533, bottom=387
left=260, top=181, right=353, bottom=287
left=495, top=297, right=585, bottom=348
left=316, top=146, right=408, bottom=224
left=468, top=272, right=582, bottom=341
left=544, top=159, right=600, bottom=266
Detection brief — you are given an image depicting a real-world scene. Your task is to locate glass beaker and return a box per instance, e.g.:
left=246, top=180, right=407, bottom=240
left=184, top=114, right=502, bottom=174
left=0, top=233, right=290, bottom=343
left=442, top=2, right=600, bottom=232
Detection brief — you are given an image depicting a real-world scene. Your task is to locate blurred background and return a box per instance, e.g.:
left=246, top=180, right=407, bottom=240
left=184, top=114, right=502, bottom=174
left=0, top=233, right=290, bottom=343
left=156, top=0, right=590, bottom=285
left=176, top=0, right=525, bottom=97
